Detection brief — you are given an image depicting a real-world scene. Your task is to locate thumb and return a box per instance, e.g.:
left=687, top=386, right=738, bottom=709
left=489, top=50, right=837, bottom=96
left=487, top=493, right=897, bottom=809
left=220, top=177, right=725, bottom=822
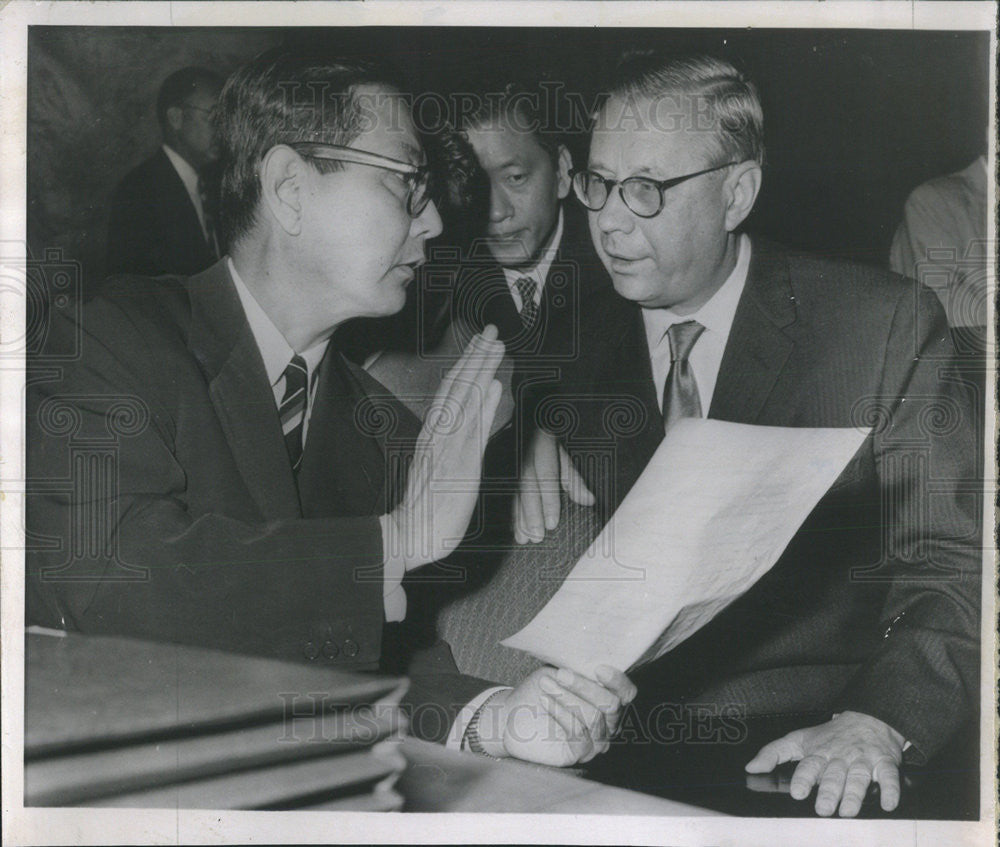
left=744, top=736, right=802, bottom=773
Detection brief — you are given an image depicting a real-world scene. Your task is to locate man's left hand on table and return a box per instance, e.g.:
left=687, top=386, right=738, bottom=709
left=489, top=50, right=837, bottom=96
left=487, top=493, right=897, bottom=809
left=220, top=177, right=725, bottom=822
left=744, top=710, right=905, bottom=817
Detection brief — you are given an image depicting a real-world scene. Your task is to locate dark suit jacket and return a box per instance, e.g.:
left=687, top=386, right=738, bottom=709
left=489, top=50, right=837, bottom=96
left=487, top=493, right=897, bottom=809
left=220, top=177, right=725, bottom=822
left=26, top=260, right=487, bottom=738
left=551, top=239, right=981, bottom=763
left=106, top=149, right=217, bottom=278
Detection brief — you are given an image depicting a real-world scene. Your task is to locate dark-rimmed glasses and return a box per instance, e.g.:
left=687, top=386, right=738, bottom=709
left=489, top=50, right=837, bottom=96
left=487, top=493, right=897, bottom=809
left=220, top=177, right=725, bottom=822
left=570, top=162, right=739, bottom=218
left=289, top=142, right=434, bottom=218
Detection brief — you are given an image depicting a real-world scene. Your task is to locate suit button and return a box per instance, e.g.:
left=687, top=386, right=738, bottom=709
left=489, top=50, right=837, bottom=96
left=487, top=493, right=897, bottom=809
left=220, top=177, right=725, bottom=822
left=322, top=640, right=339, bottom=659
left=302, top=641, right=319, bottom=660
left=342, top=639, right=359, bottom=658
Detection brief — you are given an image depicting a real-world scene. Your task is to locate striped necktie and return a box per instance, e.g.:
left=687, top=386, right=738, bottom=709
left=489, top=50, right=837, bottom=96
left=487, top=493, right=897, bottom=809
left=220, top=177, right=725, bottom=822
left=515, top=277, right=539, bottom=329
left=279, top=354, right=308, bottom=472
left=661, top=320, right=705, bottom=432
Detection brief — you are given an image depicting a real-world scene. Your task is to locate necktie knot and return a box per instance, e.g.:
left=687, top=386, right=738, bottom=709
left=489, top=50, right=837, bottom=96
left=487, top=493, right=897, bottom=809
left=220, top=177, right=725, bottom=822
left=515, top=277, right=539, bottom=328
left=665, top=320, right=705, bottom=364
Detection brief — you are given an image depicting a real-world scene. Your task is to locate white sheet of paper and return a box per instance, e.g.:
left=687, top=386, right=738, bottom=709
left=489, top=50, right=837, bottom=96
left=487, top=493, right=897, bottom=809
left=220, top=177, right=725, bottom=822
left=501, top=419, right=869, bottom=679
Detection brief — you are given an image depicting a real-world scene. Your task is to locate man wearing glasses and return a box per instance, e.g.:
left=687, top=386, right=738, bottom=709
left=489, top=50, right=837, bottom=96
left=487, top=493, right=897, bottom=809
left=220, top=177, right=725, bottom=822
left=107, top=66, right=223, bottom=277
left=516, top=53, right=980, bottom=815
left=28, top=50, right=635, bottom=766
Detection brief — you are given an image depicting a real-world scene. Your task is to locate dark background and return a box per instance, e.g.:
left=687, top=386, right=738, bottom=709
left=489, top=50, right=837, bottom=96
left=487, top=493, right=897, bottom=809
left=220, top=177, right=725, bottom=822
left=27, top=26, right=990, bottom=298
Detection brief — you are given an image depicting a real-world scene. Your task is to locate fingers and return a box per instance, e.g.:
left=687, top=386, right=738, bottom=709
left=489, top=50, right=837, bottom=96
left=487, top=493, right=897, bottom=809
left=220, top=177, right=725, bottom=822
left=538, top=676, right=606, bottom=756
left=811, top=757, right=848, bottom=816
left=532, top=432, right=561, bottom=530
left=838, top=761, right=874, bottom=818
left=514, top=463, right=546, bottom=544
left=744, top=734, right=803, bottom=773
left=873, top=757, right=901, bottom=812
left=594, top=665, right=638, bottom=704
left=560, top=444, right=596, bottom=507
left=432, top=327, right=504, bottom=415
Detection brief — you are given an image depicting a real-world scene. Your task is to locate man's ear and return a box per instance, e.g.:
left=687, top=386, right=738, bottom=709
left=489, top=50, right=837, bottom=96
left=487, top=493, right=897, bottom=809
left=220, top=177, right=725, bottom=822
left=723, top=161, right=762, bottom=232
left=165, top=105, right=184, bottom=134
left=259, top=145, right=306, bottom=236
left=555, top=144, right=573, bottom=200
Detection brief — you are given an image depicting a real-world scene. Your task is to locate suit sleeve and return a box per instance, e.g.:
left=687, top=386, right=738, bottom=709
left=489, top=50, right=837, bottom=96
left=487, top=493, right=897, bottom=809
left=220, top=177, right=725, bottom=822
left=832, top=284, right=982, bottom=763
left=26, top=300, right=388, bottom=667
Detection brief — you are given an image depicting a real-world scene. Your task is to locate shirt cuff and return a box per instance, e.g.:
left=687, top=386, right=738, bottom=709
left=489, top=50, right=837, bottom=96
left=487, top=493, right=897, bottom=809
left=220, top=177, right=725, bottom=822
left=382, top=551, right=406, bottom=623
left=446, top=686, right=511, bottom=751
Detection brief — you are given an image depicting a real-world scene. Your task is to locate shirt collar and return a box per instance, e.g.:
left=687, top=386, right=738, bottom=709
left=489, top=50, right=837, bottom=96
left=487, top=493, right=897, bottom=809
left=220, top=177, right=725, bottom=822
left=228, top=258, right=328, bottom=387
left=643, top=233, right=752, bottom=350
left=162, top=144, right=201, bottom=198
left=502, top=207, right=565, bottom=293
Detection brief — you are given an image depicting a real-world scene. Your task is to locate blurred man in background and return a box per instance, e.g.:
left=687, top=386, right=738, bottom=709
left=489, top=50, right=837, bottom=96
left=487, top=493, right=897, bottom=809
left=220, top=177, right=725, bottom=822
left=107, top=66, right=223, bottom=277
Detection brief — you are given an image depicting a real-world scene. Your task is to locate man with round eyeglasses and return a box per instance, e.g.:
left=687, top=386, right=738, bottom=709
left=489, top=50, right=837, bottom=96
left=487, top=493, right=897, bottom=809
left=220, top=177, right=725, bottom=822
left=514, top=52, right=980, bottom=816
left=28, top=49, right=635, bottom=769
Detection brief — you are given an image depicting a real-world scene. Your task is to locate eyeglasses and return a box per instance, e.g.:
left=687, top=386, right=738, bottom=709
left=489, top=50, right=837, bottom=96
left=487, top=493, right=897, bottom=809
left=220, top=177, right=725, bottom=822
left=182, top=104, right=216, bottom=119
left=570, top=162, right=739, bottom=218
left=289, top=142, right=435, bottom=218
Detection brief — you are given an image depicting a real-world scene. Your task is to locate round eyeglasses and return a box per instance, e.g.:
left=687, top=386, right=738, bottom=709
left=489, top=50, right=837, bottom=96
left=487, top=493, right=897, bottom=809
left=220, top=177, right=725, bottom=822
left=570, top=162, right=739, bottom=218
left=289, top=142, right=436, bottom=218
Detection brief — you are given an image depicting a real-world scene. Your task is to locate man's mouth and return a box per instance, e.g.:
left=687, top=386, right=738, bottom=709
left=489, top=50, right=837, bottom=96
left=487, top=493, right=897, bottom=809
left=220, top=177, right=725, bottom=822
left=488, top=230, right=526, bottom=243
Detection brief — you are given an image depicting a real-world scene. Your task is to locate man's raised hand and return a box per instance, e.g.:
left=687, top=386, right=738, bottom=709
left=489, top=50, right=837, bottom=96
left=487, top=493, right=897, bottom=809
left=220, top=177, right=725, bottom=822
left=382, top=325, right=504, bottom=570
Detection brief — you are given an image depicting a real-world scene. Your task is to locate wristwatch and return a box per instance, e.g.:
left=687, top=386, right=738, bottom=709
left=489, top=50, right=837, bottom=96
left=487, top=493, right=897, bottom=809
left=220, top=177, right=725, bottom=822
left=462, top=689, right=506, bottom=757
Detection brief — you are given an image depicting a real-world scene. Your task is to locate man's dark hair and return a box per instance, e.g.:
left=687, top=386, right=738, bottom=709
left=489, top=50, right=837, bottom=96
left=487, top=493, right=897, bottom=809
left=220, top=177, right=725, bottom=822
left=156, top=67, right=223, bottom=133
left=458, top=78, right=566, bottom=165
left=213, top=49, right=402, bottom=250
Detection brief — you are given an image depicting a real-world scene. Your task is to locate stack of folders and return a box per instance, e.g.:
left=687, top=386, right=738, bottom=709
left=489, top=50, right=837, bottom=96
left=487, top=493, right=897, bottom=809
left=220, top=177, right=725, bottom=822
left=24, top=630, right=409, bottom=811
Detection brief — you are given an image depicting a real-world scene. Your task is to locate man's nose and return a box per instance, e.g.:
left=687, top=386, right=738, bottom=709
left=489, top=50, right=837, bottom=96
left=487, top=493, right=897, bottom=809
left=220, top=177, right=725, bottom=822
left=595, top=185, right=634, bottom=234
left=489, top=185, right=514, bottom=223
left=413, top=198, right=444, bottom=241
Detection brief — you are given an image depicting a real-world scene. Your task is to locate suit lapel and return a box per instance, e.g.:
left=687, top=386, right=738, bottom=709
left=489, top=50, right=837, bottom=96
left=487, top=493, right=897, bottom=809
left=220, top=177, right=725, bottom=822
left=296, top=350, right=391, bottom=518
left=603, top=299, right=663, bottom=492
left=187, top=261, right=301, bottom=520
left=709, top=241, right=797, bottom=423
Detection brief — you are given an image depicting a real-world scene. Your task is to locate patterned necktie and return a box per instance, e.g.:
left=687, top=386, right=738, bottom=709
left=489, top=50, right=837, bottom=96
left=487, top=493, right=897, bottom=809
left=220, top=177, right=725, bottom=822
left=515, top=277, right=539, bottom=329
left=197, top=175, right=219, bottom=257
left=661, top=320, right=706, bottom=432
left=279, top=354, right=308, bottom=472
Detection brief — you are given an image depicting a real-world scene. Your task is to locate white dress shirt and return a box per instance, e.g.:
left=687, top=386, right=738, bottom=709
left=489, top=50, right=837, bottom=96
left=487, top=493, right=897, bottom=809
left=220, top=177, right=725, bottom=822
left=501, top=208, right=564, bottom=312
left=162, top=144, right=211, bottom=242
left=228, top=259, right=406, bottom=621
left=642, top=234, right=751, bottom=415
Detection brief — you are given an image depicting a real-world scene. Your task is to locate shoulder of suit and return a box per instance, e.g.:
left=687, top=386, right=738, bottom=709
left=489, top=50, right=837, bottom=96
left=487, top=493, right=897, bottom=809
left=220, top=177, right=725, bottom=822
left=112, top=150, right=176, bottom=198
left=758, top=239, right=926, bottom=327
left=85, top=271, right=195, bottom=347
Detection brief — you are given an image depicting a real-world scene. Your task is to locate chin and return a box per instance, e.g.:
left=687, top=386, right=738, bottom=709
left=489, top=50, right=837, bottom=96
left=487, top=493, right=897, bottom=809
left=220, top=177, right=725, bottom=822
left=490, top=242, right=535, bottom=268
left=610, top=273, right=657, bottom=304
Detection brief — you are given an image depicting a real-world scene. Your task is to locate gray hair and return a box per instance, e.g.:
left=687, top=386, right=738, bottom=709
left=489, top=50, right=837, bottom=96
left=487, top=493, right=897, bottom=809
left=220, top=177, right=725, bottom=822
left=604, top=52, right=765, bottom=166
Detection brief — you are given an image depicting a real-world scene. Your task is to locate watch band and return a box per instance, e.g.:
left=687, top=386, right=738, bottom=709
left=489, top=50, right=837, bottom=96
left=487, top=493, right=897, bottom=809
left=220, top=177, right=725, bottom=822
left=462, top=689, right=506, bottom=757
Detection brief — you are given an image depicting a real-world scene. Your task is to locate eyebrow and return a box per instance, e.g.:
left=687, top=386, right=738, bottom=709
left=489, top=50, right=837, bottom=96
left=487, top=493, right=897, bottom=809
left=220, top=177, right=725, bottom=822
left=587, top=159, right=662, bottom=179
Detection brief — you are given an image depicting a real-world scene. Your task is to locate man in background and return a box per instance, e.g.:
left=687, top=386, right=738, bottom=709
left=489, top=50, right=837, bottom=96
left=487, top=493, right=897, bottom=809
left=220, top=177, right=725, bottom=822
left=106, top=66, right=223, bottom=277
left=890, top=152, right=989, bottom=331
